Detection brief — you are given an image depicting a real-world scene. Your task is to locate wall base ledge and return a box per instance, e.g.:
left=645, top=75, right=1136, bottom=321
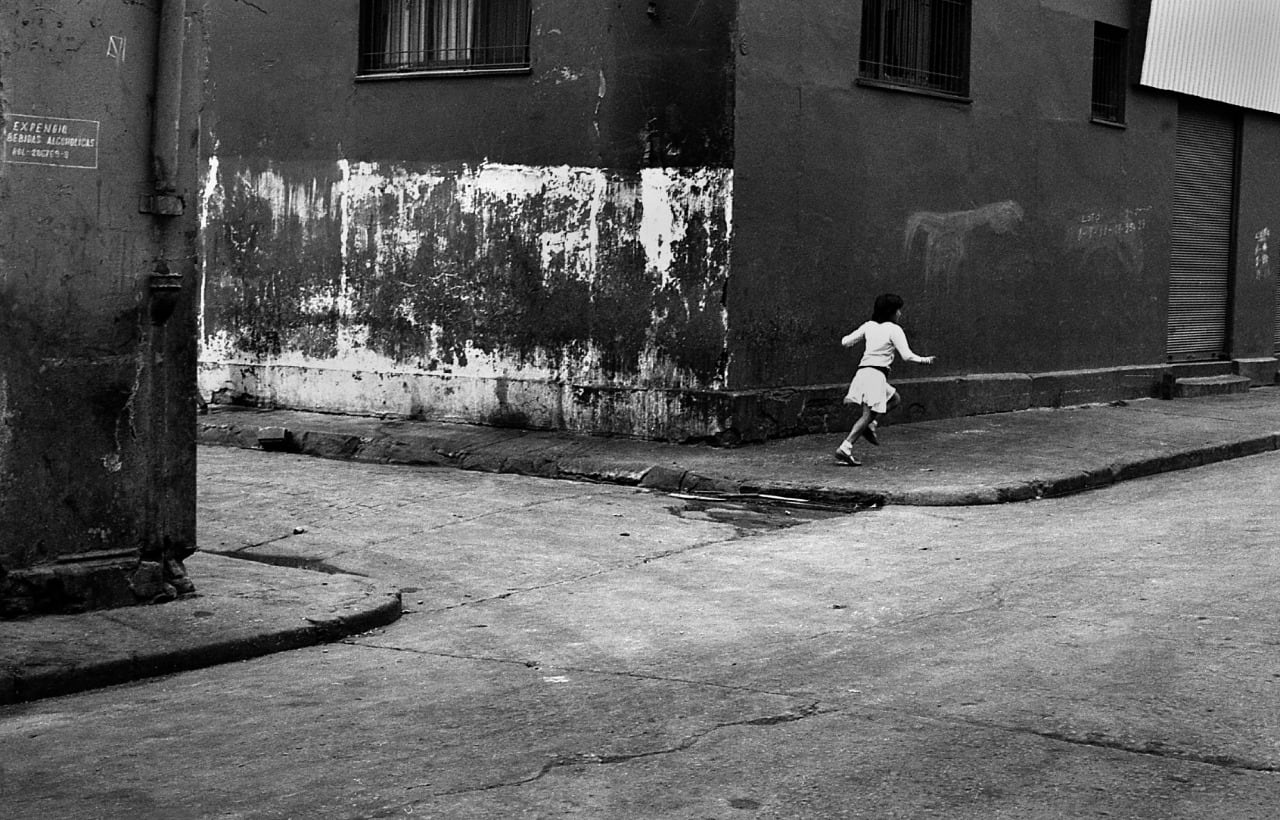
left=1233, top=357, right=1279, bottom=385
left=203, top=360, right=1189, bottom=443
left=0, top=554, right=190, bottom=619
left=722, top=365, right=1171, bottom=442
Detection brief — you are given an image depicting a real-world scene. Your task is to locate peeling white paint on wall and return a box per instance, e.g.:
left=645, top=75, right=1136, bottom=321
left=640, top=166, right=730, bottom=295
left=0, top=374, right=10, bottom=477
left=540, top=66, right=582, bottom=84
left=594, top=70, right=607, bottom=138
left=197, top=154, right=221, bottom=348
left=198, top=157, right=735, bottom=437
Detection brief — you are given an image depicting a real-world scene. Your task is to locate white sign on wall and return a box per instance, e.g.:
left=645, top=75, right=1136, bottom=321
left=3, top=114, right=100, bottom=169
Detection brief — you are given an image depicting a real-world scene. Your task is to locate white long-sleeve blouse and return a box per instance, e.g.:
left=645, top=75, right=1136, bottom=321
left=841, top=321, right=928, bottom=369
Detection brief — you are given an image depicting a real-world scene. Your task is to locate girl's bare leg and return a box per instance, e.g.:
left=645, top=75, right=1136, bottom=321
left=845, top=406, right=876, bottom=445
left=836, top=406, right=876, bottom=464
left=864, top=393, right=899, bottom=445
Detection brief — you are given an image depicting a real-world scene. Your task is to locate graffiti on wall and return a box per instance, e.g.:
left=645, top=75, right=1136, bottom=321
left=903, top=200, right=1024, bottom=291
left=1066, top=207, right=1151, bottom=275
left=199, top=158, right=733, bottom=433
left=1255, top=227, right=1271, bottom=281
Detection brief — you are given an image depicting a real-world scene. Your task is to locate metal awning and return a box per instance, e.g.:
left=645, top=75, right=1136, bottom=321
left=1141, top=0, right=1280, bottom=115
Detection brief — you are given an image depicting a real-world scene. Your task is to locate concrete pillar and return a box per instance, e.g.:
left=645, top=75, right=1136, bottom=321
left=0, top=1, right=202, bottom=616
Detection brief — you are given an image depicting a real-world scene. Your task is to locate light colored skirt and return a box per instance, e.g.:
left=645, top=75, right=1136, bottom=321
left=844, top=367, right=897, bottom=413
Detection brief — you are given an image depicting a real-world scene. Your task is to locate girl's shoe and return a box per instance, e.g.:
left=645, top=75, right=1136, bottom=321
left=862, top=421, right=879, bottom=446
left=834, top=445, right=861, bottom=466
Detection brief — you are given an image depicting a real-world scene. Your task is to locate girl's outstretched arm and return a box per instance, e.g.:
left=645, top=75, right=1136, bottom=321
left=889, top=324, right=934, bottom=364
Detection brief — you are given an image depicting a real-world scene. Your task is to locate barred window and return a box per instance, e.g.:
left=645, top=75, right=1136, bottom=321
left=859, top=0, right=971, bottom=98
left=1091, top=23, right=1128, bottom=124
left=359, top=0, right=531, bottom=76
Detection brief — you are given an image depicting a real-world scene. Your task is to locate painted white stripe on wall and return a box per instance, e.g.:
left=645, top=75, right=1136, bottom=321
left=1141, top=0, right=1280, bottom=115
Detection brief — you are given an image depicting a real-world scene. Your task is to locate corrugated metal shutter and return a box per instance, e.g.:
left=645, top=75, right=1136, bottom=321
left=1275, top=267, right=1280, bottom=353
left=1168, top=102, right=1236, bottom=361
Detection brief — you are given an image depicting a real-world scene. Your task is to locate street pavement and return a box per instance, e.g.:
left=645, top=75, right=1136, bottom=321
left=2, top=388, right=1279, bottom=703
left=3, top=420, right=1279, bottom=818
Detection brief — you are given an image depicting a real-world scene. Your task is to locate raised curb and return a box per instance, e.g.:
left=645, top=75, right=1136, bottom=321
left=577, top=432, right=1280, bottom=507
left=197, top=403, right=1280, bottom=509
left=0, top=562, right=403, bottom=705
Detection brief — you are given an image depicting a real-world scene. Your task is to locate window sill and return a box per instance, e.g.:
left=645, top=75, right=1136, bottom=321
left=356, top=66, right=532, bottom=81
left=1090, top=117, right=1127, bottom=129
left=855, top=78, right=972, bottom=104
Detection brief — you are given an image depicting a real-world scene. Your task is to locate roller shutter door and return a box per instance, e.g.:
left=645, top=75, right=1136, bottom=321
left=1167, top=102, right=1237, bottom=361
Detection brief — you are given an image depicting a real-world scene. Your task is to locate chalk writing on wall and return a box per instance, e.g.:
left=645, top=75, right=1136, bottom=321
left=904, top=200, right=1024, bottom=291
left=2, top=114, right=100, bottom=169
left=1067, top=207, right=1151, bottom=275
left=1255, top=227, right=1271, bottom=282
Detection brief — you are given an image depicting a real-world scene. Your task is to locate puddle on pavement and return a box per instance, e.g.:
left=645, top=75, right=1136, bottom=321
left=207, top=550, right=369, bottom=577
left=667, top=492, right=860, bottom=535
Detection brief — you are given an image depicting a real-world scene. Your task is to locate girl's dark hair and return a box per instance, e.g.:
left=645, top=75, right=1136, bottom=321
left=872, top=293, right=905, bottom=323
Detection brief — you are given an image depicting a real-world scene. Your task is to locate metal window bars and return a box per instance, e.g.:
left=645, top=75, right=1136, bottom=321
left=1091, top=23, right=1128, bottom=123
left=360, top=0, right=531, bottom=74
left=859, top=0, right=971, bottom=97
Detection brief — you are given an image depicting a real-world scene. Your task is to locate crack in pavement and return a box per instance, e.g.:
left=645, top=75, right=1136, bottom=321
left=1025, top=728, right=1280, bottom=774
left=346, top=640, right=1278, bottom=796
left=368, top=578, right=1279, bottom=781
left=854, top=703, right=1280, bottom=776
left=218, top=533, right=299, bottom=553
left=418, top=702, right=829, bottom=798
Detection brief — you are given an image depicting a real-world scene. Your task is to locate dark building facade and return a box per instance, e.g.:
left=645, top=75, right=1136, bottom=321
left=0, top=1, right=204, bottom=616
left=198, top=0, right=1280, bottom=441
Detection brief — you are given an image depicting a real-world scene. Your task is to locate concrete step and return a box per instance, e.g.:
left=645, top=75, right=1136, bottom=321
left=1172, top=375, right=1252, bottom=398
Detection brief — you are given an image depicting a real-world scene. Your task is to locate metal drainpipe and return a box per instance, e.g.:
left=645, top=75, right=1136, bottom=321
left=151, top=0, right=187, bottom=197
left=147, top=0, right=186, bottom=322
left=142, top=0, right=191, bottom=589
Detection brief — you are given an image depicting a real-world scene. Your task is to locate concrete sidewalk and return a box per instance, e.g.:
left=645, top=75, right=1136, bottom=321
left=3, top=387, right=1277, bottom=705
left=0, top=553, right=401, bottom=704
left=199, top=387, right=1280, bottom=507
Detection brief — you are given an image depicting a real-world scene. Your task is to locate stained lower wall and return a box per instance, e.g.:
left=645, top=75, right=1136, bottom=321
left=1, top=2, right=201, bottom=616
left=199, top=158, right=734, bottom=439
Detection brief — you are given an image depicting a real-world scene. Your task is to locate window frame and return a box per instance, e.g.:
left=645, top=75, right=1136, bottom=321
left=1090, top=22, right=1129, bottom=126
left=857, top=0, right=973, bottom=101
left=357, top=0, right=533, bottom=80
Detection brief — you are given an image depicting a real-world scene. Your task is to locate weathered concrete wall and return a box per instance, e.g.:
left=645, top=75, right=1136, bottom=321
left=202, top=0, right=1278, bottom=440
left=200, top=158, right=732, bottom=438
left=730, top=0, right=1175, bottom=394
left=0, top=2, right=202, bottom=615
left=200, top=0, right=737, bottom=439
left=1234, top=112, right=1280, bottom=373
left=204, top=1, right=734, bottom=169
